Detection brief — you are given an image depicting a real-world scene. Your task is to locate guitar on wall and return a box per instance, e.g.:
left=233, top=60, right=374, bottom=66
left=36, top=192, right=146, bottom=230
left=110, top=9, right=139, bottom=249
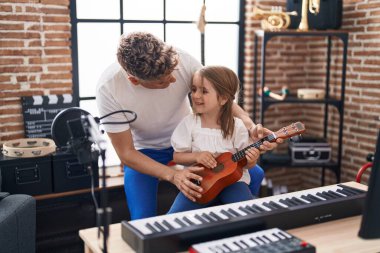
left=193, top=122, right=306, bottom=204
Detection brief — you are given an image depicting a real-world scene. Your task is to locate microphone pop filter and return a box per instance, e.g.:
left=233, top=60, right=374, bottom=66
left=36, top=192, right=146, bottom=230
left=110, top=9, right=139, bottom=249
left=51, top=107, right=90, bottom=148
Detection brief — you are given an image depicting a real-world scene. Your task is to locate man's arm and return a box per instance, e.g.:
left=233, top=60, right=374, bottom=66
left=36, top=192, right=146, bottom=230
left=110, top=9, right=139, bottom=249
left=107, top=130, right=204, bottom=201
left=231, top=102, right=282, bottom=151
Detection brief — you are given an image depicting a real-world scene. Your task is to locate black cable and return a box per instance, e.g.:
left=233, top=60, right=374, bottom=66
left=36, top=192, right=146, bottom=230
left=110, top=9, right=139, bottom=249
left=95, top=110, right=137, bottom=125
left=89, top=164, right=99, bottom=211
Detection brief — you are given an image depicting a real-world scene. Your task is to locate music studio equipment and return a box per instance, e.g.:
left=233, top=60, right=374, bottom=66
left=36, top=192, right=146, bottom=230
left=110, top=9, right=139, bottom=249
left=0, top=154, right=53, bottom=195
left=287, top=0, right=342, bottom=30
left=194, top=122, right=305, bottom=204
left=250, top=6, right=298, bottom=30
left=0, top=95, right=98, bottom=196
left=122, top=182, right=366, bottom=253
left=189, top=228, right=315, bottom=253
left=289, top=137, right=331, bottom=164
left=359, top=130, right=380, bottom=239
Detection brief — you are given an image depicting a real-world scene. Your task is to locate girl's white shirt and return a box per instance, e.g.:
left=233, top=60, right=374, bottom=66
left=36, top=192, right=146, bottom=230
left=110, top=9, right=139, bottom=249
left=171, top=114, right=251, bottom=184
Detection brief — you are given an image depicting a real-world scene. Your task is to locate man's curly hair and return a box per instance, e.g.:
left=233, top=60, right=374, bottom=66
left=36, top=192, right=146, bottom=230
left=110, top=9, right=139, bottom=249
left=117, top=32, right=178, bottom=81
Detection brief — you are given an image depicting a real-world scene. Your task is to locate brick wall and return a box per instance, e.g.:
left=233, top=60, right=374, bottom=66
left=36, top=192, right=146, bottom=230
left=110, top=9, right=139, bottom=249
left=244, top=0, right=380, bottom=191
left=0, top=0, right=71, bottom=142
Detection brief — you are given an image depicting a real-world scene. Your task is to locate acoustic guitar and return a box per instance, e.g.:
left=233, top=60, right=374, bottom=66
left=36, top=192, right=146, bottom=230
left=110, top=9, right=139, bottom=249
left=193, top=122, right=306, bottom=204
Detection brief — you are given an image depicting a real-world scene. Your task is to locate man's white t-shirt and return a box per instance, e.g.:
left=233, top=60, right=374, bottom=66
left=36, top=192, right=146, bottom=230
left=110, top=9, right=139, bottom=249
left=96, top=49, right=202, bottom=150
left=171, top=114, right=251, bottom=184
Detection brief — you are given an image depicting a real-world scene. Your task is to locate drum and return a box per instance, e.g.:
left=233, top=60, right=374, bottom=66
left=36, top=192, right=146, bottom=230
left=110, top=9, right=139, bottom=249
left=2, top=138, right=56, bottom=158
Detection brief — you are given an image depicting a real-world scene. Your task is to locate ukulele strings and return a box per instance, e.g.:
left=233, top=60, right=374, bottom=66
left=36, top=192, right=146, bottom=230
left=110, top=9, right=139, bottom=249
left=232, top=133, right=276, bottom=162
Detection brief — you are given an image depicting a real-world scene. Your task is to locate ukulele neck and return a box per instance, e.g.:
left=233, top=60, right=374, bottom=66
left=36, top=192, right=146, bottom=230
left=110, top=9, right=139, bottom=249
left=231, top=133, right=277, bottom=163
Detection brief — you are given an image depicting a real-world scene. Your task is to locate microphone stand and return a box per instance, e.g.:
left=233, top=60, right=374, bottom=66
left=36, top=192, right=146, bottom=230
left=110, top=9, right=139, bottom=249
left=98, top=148, right=111, bottom=253
left=85, top=115, right=111, bottom=253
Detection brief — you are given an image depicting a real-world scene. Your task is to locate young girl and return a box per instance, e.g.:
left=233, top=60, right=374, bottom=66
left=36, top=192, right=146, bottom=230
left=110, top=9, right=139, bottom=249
left=168, top=66, right=261, bottom=214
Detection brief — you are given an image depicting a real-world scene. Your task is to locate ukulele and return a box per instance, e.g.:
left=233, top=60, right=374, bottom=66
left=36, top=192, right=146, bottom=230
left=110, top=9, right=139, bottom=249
left=193, top=122, right=306, bottom=204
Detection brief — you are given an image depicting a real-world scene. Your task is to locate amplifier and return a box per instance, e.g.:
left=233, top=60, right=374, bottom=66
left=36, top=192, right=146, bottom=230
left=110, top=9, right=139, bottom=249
left=52, top=152, right=99, bottom=193
left=289, top=138, right=331, bottom=164
left=0, top=154, right=53, bottom=195
left=0, top=152, right=99, bottom=195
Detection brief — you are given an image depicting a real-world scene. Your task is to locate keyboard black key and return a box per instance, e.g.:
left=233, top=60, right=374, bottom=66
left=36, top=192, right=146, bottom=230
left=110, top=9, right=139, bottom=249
left=340, top=186, right=360, bottom=195
left=222, top=243, right=232, bottom=252
left=209, top=211, right=223, bottom=221
left=221, top=209, right=234, bottom=218
left=328, top=190, right=345, bottom=198
left=245, top=205, right=259, bottom=213
left=338, top=188, right=354, bottom=196
left=162, top=220, right=174, bottom=230
left=323, top=191, right=339, bottom=199
left=146, top=223, right=159, bottom=233
left=252, top=204, right=266, bottom=212
left=195, top=214, right=209, bottom=223
left=202, top=213, right=215, bottom=222
left=262, top=202, right=275, bottom=210
left=301, top=195, right=317, bottom=203
left=291, top=197, right=308, bottom=205
left=154, top=221, right=168, bottom=232
left=317, top=192, right=333, bottom=200
left=250, top=237, right=261, bottom=245
left=339, top=184, right=366, bottom=194
left=174, top=218, right=187, bottom=227
left=228, top=208, right=242, bottom=217
left=233, top=241, right=244, bottom=249
left=269, top=201, right=285, bottom=209
left=279, top=231, right=291, bottom=238
left=263, top=235, right=273, bottom=242
left=272, top=232, right=282, bottom=240
left=308, top=194, right=324, bottom=202
left=183, top=216, right=195, bottom=225
left=240, top=239, right=250, bottom=248
left=239, top=206, right=253, bottom=215
left=256, top=236, right=267, bottom=244
left=284, top=198, right=298, bottom=206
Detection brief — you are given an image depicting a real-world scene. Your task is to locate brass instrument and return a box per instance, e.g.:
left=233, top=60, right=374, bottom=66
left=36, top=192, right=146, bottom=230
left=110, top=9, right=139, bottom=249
left=251, top=6, right=297, bottom=31
left=298, top=0, right=320, bottom=31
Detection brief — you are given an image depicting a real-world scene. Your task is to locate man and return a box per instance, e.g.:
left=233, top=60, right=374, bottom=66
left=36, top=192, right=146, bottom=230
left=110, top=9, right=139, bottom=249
left=96, top=32, right=279, bottom=220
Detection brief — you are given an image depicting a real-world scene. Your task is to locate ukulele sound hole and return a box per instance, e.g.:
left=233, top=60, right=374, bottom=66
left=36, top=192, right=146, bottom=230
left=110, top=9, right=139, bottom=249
left=191, top=179, right=201, bottom=186
left=212, top=164, right=224, bottom=172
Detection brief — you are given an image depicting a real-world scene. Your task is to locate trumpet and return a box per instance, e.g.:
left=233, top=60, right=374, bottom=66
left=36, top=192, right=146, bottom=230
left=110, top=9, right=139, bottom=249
left=251, top=6, right=298, bottom=31
left=298, top=0, right=320, bottom=31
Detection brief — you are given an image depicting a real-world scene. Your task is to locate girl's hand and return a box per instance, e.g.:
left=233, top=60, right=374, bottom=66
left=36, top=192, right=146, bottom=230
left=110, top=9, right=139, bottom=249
left=245, top=147, right=260, bottom=167
left=196, top=151, right=217, bottom=168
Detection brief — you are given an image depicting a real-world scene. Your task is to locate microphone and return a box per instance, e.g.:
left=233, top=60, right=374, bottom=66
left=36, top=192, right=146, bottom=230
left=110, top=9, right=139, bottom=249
left=82, top=115, right=107, bottom=152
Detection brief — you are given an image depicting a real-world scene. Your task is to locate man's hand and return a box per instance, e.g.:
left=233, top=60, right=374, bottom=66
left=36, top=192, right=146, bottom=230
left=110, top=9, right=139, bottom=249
left=249, top=124, right=283, bottom=152
left=195, top=151, right=217, bottom=168
left=171, top=166, right=204, bottom=202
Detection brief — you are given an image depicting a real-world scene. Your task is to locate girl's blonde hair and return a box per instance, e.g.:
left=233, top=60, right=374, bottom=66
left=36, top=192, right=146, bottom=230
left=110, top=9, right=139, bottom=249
left=197, top=66, right=239, bottom=139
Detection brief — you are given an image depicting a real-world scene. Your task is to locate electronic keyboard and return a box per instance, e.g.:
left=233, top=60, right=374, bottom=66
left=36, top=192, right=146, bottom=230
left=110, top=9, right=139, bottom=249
left=121, top=182, right=366, bottom=253
left=189, top=228, right=315, bottom=253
